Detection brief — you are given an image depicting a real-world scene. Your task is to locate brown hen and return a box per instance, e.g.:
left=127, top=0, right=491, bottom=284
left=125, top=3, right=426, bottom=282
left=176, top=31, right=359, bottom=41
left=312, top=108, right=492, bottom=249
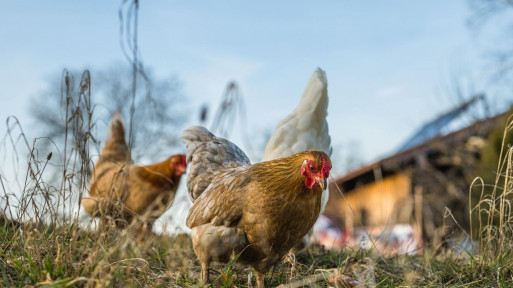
left=82, top=113, right=186, bottom=234
left=183, top=126, right=331, bottom=288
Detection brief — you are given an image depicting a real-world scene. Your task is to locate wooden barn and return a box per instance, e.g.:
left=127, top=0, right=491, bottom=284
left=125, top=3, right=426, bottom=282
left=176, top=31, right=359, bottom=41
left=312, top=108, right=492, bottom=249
left=324, top=96, right=509, bottom=244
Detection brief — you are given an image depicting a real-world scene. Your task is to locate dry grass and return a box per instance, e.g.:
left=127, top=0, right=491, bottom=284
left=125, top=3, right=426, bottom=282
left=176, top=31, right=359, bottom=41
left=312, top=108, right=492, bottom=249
left=1, top=220, right=512, bottom=287
left=1, top=70, right=513, bottom=287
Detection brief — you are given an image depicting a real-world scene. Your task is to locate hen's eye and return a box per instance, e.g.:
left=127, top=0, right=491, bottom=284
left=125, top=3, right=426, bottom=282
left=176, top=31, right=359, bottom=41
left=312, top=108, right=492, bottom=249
left=309, top=166, right=314, bottom=170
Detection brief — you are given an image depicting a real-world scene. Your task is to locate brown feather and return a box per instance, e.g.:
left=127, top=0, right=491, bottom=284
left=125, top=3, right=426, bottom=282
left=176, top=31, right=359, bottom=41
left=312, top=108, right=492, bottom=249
left=83, top=114, right=186, bottom=233
left=186, top=147, right=331, bottom=286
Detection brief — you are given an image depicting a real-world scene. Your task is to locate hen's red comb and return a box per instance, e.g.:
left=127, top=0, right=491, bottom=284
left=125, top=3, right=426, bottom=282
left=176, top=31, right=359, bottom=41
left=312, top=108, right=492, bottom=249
left=321, top=154, right=330, bottom=178
left=181, top=154, right=187, bottom=166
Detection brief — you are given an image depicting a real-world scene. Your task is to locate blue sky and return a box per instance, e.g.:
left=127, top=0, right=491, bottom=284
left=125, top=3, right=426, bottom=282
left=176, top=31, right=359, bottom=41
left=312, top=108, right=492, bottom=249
left=0, top=1, right=509, bottom=175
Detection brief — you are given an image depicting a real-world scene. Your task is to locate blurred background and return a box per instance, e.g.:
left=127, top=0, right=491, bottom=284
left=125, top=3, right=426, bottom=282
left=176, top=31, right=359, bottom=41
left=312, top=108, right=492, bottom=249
left=1, top=0, right=513, bottom=252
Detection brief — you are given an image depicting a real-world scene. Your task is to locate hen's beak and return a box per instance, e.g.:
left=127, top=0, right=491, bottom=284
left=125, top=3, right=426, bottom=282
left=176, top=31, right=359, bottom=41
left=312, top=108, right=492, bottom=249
left=316, top=177, right=327, bottom=190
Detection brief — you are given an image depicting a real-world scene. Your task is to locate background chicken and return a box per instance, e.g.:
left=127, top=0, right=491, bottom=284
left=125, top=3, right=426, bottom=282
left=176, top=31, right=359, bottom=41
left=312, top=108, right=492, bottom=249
left=82, top=113, right=187, bottom=234
left=263, top=68, right=332, bottom=252
left=183, top=126, right=331, bottom=288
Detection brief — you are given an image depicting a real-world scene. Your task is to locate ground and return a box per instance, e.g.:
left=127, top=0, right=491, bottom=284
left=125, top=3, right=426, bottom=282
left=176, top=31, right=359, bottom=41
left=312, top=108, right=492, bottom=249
left=1, top=217, right=512, bottom=287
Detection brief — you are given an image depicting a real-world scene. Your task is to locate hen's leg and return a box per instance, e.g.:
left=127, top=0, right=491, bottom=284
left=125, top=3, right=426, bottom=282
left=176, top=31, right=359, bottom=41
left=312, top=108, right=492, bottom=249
left=133, top=220, right=153, bottom=242
left=201, top=261, right=209, bottom=285
left=255, top=271, right=264, bottom=288
left=144, top=221, right=153, bottom=236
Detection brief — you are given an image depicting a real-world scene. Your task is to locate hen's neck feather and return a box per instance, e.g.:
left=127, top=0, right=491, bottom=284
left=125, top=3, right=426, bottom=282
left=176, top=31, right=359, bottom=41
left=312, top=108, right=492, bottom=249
left=249, top=151, right=324, bottom=200
left=134, top=158, right=178, bottom=187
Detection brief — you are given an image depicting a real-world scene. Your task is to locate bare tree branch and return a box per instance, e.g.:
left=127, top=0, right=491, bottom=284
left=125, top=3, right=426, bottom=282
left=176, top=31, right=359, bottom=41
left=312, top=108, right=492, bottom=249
left=29, top=64, right=188, bottom=165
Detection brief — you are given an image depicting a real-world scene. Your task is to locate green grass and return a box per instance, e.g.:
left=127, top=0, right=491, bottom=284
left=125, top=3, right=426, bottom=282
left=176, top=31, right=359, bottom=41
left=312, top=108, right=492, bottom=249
left=1, top=217, right=512, bottom=287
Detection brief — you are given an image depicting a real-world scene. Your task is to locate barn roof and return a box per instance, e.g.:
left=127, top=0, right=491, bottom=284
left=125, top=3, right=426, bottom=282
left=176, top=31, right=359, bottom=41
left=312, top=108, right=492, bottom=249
left=331, top=101, right=508, bottom=192
left=396, top=94, right=486, bottom=153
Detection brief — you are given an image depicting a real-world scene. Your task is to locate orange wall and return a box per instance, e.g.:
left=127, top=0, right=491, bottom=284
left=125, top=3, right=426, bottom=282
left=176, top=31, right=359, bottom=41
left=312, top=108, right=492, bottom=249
left=334, top=173, right=412, bottom=232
